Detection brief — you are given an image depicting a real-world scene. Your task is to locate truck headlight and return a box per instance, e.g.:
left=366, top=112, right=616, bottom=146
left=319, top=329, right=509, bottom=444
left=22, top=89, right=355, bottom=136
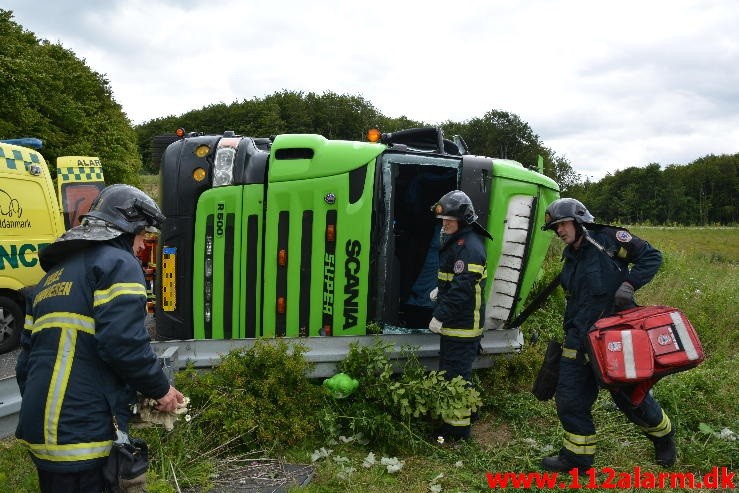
left=213, top=147, right=235, bottom=186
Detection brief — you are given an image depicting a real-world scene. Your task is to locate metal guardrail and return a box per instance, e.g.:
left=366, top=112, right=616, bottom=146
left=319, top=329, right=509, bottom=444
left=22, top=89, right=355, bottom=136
left=150, top=330, right=523, bottom=377
left=0, top=329, right=523, bottom=439
left=0, top=375, right=21, bottom=439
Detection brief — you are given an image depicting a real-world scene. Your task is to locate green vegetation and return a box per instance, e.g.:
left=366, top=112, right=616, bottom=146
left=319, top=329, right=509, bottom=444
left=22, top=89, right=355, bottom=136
left=569, top=156, right=739, bottom=225
left=633, top=227, right=738, bottom=361
left=0, top=10, right=141, bottom=184
left=139, top=173, right=159, bottom=204
left=2, top=227, right=735, bottom=492
left=321, top=341, right=482, bottom=455
left=177, top=340, right=325, bottom=450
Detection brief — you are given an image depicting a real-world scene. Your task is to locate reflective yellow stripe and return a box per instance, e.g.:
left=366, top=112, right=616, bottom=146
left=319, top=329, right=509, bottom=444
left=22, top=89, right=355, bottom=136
left=439, top=327, right=484, bottom=338
left=18, top=439, right=113, bottom=462
left=641, top=410, right=672, bottom=438
left=563, top=431, right=597, bottom=455
left=469, top=265, right=487, bottom=279
left=562, top=347, right=578, bottom=359
left=563, top=441, right=596, bottom=455
left=473, top=278, right=482, bottom=329
left=45, top=328, right=77, bottom=444
left=24, top=314, right=34, bottom=331
left=32, top=312, right=95, bottom=335
left=438, top=272, right=454, bottom=282
left=94, top=282, right=146, bottom=307
left=564, top=431, right=597, bottom=444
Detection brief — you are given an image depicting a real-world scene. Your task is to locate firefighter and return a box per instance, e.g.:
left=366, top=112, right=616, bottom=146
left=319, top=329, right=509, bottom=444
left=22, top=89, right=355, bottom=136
left=541, top=198, right=676, bottom=473
left=16, top=184, right=185, bottom=492
left=428, top=190, right=492, bottom=440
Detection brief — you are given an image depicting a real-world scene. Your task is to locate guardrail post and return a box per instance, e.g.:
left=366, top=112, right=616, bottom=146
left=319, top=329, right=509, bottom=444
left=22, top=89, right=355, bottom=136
left=158, top=346, right=180, bottom=383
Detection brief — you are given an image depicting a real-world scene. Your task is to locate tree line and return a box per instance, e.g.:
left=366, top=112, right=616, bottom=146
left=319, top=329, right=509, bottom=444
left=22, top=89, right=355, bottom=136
left=2, top=10, right=736, bottom=225
left=132, top=92, right=739, bottom=226
left=0, top=10, right=140, bottom=184
left=567, top=155, right=738, bottom=225
left=134, top=91, right=580, bottom=190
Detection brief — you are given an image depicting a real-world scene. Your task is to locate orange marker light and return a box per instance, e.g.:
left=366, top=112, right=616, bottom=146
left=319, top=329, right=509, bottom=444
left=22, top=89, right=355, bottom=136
left=175, top=127, right=186, bottom=138
left=323, top=325, right=332, bottom=336
left=277, top=297, right=286, bottom=314
left=278, top=249, right=287, bottom=266
left=326, top=224, right=336, bottom=242
left=192, top=167, right=206, bottom=182
left=367, top=128, right=381, bottom=143
left=195, top=145, right=209, bottom=158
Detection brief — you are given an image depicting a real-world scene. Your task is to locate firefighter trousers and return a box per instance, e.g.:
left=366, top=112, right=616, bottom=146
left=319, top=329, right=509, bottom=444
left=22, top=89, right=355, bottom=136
left=555, top=350, right=672, bottom=468
left=438, top=336, right=480, bottom=439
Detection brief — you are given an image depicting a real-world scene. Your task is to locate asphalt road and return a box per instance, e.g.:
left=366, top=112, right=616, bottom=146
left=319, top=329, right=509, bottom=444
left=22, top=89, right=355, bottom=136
left=0, top=348, right=19, bottom=379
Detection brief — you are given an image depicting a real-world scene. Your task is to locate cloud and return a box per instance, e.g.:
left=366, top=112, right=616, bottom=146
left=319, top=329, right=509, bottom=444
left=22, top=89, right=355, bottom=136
left=4, top=0, right=738, bottom=179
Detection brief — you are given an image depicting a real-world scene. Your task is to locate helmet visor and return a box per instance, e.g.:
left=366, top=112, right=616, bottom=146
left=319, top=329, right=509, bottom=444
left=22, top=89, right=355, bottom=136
left=542, top=213, right=575, bottom=231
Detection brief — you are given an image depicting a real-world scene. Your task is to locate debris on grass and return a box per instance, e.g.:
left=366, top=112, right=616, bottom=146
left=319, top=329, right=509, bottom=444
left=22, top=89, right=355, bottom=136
left=380, top=456, right=405, bottom=473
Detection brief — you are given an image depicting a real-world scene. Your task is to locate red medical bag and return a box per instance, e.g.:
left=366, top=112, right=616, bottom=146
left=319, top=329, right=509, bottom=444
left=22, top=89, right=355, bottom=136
left=587, top=306, right=704, bottom=387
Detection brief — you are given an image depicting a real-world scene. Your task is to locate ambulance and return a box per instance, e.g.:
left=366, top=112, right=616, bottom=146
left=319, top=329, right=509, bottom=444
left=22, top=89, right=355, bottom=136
left=0, top=139, right=104, bottom=353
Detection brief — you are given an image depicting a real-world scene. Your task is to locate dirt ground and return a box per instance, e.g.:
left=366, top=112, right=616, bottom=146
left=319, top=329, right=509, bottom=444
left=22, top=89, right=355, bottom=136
left=471, top=419, right=513, bottom=450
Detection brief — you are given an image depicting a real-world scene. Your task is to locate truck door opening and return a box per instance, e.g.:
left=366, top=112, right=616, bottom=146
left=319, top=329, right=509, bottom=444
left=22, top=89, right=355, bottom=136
left=374, top=156, right=458, bottom=331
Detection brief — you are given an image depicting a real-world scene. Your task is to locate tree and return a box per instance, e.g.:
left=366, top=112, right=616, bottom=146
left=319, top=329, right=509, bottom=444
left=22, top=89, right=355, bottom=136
left=0, top=10, right=140, bottom=184
left=443, top=110, right=579, bottom=191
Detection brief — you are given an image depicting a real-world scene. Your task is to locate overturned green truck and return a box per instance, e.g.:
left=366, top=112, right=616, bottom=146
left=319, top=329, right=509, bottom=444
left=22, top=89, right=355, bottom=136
left=152, top=127, right=559, bottom=372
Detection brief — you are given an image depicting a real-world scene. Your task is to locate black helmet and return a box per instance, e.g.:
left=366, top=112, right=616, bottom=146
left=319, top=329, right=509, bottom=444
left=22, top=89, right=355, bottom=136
left=431, top=190, right=478, bottom=225
left=84, top=184, right=165, bottom=235
left=542, top=198, right=594, bottom=230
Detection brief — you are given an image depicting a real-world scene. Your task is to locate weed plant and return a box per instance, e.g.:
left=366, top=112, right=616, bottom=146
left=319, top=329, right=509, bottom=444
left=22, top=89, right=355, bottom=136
left=320, top=341, right=482, bottom=455
left=174, top=340, right=324, bottom=450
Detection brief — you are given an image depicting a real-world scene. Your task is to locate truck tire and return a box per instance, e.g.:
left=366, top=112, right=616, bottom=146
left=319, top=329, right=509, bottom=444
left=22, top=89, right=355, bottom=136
left=0, top=296, right=22, bottom=354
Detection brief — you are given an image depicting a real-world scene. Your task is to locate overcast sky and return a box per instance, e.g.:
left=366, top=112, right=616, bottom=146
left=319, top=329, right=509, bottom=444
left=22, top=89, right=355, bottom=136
left=4, top=0, right=738, bottom=180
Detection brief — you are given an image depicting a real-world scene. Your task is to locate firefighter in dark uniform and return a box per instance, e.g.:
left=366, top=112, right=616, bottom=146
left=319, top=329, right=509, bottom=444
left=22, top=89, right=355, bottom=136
left=428, top=190, right=492, bottom=440
left=16, top=184, right=185, bottom=492
left=541, top=198, right=676, bottom=473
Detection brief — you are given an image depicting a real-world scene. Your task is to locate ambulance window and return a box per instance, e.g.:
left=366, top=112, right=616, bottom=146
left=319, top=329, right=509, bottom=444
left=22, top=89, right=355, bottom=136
left=60, top=183, right=104, bottom=229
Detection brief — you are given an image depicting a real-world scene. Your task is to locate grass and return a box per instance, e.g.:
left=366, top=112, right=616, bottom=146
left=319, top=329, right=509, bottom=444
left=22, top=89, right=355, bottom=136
left=1, top=227, right=737, bottom=492
left=139, top=173, right=159, bottom=204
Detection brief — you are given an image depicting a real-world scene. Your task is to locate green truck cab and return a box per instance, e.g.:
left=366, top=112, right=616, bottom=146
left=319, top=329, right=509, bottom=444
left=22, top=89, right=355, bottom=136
left=154, top=127, right=559, bottom=348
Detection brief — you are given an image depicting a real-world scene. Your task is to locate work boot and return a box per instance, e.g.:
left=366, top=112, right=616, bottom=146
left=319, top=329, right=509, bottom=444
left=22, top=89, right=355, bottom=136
left=652, top=434, right=677, bottom=467
left=541, top=455, right=588, bottom=474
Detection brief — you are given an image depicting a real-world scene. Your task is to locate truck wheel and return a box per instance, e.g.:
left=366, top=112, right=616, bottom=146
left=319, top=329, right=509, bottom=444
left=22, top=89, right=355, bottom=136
left=0, top=296, right=22, bottom=354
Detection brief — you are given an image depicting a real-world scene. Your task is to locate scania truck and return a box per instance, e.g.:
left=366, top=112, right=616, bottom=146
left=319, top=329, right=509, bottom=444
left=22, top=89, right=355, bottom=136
left=153, top=127, right=559, bottom=369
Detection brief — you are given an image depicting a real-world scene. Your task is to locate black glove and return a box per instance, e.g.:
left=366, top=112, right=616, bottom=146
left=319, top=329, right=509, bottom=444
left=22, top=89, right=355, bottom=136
left=614, top=281, right=635, bottom=310
left=532, top=341, right=562, bottom=401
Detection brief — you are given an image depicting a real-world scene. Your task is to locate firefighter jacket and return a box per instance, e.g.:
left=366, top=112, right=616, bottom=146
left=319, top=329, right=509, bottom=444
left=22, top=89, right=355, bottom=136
left=560, top=225, right=662, bottom=352
left=433, top=226, right=487, bottom=338
left=15, top=236, right=170, bottom=473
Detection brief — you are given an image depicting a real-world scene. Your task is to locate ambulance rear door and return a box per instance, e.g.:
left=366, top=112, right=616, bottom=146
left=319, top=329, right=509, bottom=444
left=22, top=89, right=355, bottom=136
left=56, top=156, right=105, bottom=229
